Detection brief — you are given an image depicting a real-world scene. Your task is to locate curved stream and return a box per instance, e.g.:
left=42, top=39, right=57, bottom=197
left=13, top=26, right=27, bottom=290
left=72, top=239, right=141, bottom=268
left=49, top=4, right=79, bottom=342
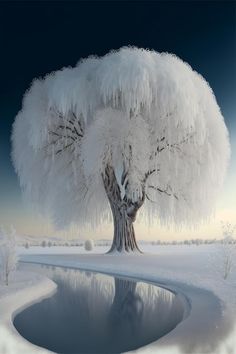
left=14, top=263, right=184, bottom=354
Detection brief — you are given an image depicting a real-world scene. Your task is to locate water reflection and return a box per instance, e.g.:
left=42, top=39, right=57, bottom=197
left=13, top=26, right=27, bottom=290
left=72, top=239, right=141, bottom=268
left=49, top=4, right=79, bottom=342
left=108, top=278, right=144, bottom=345
left=14, top=264, right=184, bottom=354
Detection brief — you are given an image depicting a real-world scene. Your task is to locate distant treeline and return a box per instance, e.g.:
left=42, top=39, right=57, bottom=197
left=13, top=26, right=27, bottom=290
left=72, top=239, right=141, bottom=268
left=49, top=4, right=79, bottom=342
left=22, top=238, right=236, bottom=248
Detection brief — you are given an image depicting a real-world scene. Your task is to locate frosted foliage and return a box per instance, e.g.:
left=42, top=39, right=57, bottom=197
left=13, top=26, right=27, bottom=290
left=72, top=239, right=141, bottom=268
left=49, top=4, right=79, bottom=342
left=0, top=227, right=18, bottom=285
left=82, top=108, right=150, bottom=202
left=12, top=47, right=230, bottom=229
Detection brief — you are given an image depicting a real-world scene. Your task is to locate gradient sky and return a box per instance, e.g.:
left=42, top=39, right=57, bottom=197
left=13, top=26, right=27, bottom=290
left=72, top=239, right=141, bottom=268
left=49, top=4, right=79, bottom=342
left=0, top=1, right=235, bottom=241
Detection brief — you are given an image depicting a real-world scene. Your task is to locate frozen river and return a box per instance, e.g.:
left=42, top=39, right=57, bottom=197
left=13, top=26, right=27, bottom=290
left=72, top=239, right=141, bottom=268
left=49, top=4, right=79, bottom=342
left=14, top=263, right=184, bottom=354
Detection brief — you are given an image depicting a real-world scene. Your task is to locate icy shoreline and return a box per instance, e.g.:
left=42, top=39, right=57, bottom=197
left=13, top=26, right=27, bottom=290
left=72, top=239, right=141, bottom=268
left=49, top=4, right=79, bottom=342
left=0, top=272, right=56, bottom=354
left=0, top=266, right=191, bottom=354
left=19, top=256, right=233, bottom=354
left=0, top=245, right=235, bottom=353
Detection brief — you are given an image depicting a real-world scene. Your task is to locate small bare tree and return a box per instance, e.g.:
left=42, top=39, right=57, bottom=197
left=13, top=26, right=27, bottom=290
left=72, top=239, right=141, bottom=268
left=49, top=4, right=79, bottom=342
left=220, top=240, right=235, bottom=280
left=221, top=221, right=236, bottom=242
left=219, top=222, right=236, bottom=279
left=0, top=226, right=18, bottom=286
left=209, top=222, right=236, bottom=280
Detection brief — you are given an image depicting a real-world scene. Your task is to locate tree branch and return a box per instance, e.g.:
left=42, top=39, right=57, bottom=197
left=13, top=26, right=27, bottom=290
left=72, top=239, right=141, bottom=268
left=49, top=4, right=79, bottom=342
left=154, top=130, right=195, bottom=157
left=46, top=108, right=84, bottom=155
left=143, top=168, right=160, bottom=183
left=148, top=184, right=179, bottom=200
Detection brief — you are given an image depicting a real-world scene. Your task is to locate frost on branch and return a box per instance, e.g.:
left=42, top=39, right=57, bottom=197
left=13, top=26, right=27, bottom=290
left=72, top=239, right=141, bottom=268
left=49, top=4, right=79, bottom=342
left=12, top=47, right=230, bottom=251
left=0, top=226, right=18, bottom=286
left=219, top=222, right=236, bottom=279
left=209, top=222, right=236, bottom=280
left=221, top=221, right=236, bottom=242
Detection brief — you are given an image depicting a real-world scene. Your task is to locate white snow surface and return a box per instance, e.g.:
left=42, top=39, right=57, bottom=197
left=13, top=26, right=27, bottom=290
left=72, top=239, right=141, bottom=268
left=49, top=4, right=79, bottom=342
left=0, top=271, right=56, bottom=354
left=0, top=244, right=235, bottom=353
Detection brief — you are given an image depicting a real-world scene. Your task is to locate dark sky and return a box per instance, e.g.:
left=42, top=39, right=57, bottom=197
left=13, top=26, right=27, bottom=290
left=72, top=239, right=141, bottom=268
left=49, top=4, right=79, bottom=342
left=0, top=0, right=236, bottom=210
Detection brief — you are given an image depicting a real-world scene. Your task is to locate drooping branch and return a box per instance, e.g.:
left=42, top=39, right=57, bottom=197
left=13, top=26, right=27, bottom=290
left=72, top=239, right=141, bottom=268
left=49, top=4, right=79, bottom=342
left=144, top=128, right=195, bottom=204
left=71, top=112, right=84, bottom=137
left=146, top=184, right=179, bottom=201
left=45, top=108, right=84, bottom=156
left=143, top=168, right=160, bottom=183
left=153, top=129, right=195, bottom=157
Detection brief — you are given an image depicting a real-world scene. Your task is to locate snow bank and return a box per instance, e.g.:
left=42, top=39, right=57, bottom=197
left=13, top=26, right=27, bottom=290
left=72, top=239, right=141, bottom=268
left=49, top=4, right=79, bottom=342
left=0, top=271, right=56, bottom=354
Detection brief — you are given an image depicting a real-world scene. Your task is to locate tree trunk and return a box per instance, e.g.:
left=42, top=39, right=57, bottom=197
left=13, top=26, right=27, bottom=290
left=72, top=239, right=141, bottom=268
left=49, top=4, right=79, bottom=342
left=108, top=203, right=141, bottom=253
left=102, top=166, right=144, bottom=254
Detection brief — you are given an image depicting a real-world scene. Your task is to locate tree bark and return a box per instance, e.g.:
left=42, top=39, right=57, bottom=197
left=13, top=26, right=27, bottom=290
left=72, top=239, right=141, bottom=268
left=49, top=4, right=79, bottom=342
left=102, top=166, right=144, bottom=253
left=108, top=203, right=141, bottom=253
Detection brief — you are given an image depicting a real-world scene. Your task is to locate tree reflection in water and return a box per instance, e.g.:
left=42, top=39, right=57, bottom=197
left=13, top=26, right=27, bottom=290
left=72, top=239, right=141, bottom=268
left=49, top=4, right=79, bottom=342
left=109, top=278, right=144, bottom=334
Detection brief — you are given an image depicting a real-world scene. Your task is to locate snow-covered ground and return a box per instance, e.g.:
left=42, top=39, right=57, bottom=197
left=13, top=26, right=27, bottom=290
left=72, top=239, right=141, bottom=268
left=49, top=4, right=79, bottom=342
left=0, top=271, right=56, bottom=354
left=0, top=244, right=236, bottom=354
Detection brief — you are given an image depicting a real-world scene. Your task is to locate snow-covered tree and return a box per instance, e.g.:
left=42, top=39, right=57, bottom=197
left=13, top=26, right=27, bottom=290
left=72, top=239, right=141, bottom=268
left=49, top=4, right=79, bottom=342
left=211, top=237, right=236, bottom=281
left=208, top=222, right=236, bottom=280
left=84, top=239, right=94, bottom=251
left=0, top=226, right=18, bottom=286
left=221, top=221, right=236, bottom=242
left=219, top=222, right=236, bottom=279
left=220, top=239, right=236, bottom=280
left=12, top=47, right=230, bottom=253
